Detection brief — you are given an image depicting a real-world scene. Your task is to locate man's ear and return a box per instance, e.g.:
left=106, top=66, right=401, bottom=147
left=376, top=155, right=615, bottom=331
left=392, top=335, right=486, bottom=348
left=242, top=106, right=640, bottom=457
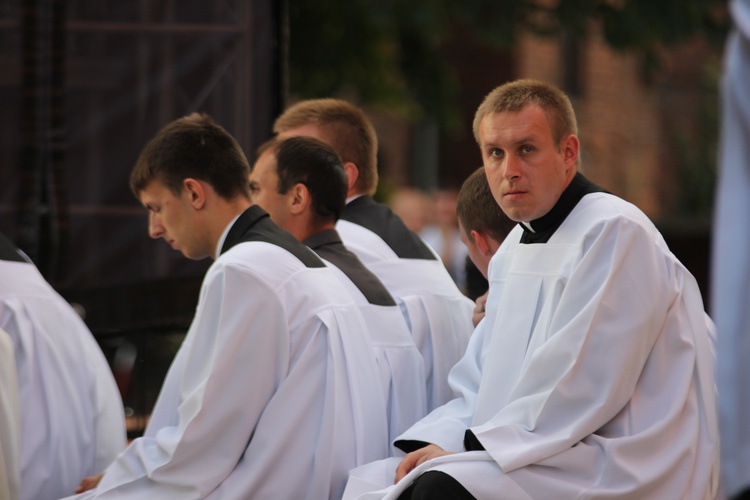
left=289, top=183, right=310, bottom=216
left=470, top=229, right=491, bottom=256
left=183, top=178, right=207, bottom=209
left=343, top=162, right=359, bottom=193
left=561, top=134, right=579, bottom=168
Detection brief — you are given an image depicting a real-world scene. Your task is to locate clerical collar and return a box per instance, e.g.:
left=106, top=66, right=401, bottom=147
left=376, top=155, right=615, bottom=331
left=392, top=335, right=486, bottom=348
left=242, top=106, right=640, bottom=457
left=345, top=193, right=365, bottom=204
left=0, top=233, right=28, bottom=263
left=520, top=172, right=608, bottom=244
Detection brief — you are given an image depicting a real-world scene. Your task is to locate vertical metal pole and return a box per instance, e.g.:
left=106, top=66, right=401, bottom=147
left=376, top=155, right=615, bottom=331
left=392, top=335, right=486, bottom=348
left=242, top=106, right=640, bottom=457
left=18, top=0, right=67, bottom=282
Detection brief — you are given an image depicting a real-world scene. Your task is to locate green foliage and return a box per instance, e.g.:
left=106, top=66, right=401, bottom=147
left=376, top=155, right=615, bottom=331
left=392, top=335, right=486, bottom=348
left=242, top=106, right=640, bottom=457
left=286, top=0, right=460, bottom=126
left=286, top=0, right=728, bottom=128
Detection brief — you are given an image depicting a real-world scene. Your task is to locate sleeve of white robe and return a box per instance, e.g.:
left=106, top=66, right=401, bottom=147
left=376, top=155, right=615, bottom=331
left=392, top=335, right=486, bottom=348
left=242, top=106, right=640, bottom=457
left=0, top=328, right=20, bottom=500
left=89, top=261, right=291, bottom=498
left=471, top=215, right=696, bottom=471
left=394, top=317, right=487, bottom=453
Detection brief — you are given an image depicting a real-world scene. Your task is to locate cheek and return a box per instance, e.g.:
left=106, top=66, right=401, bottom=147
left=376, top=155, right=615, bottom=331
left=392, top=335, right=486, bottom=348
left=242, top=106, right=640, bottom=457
left=252, top=191, right=270, bottom=210
left=484, top=161, right=504, bottom=184
left=485, top=178, right=503, bottom=206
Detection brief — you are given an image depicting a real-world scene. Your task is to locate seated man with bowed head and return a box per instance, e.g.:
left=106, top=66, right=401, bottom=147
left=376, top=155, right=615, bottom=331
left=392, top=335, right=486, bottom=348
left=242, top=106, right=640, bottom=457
left=344, top=79, right=719, bottom=500
left=67, top=113, right=388, bottom=499
left=274, top=99, right=474, bottom=411
left=455, top=167, right=516, bottom=327
left=0, top=232, right=126, bottom=500
left=249, top=136, right=427, bottom=444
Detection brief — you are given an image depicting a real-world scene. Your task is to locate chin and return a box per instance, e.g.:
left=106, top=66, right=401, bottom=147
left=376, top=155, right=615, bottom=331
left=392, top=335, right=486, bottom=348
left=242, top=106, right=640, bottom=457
left=501, top=209, right=523, bottom=223
left=184, top=250, right=212, bottom=261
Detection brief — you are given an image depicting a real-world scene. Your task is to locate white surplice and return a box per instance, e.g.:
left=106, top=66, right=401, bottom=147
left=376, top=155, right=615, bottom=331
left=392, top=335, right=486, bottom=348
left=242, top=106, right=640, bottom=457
left=321, top=258, right=428, bottom=446
left=0, top=259, right=126, bottom=500
left=336, top=220, right=474, bottom=411
left=0, top=328, right=20, bottom=500
left=346, top=191, right=719, bottom=500
left=64, top=236, right=389, bottom=500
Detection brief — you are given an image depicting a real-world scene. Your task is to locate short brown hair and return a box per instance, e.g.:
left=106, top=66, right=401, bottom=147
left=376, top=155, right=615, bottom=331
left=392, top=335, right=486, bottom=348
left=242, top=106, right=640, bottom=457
left=456, top=167, right=516, bottom=244
left=130, top=113, right=250, bottom=200
left=473, top=79, right=578, bottom=150
left=273, top=99, right=379, bottom=195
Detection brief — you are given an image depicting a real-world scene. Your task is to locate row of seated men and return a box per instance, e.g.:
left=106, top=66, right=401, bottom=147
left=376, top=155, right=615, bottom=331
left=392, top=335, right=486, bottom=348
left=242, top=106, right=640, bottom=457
left=1, top=79, right=719, bottom=499
left=0, top=98, right=480, bottom=500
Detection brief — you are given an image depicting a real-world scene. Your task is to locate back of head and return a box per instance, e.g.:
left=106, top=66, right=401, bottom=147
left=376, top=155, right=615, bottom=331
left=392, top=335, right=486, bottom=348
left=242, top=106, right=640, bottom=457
left=130, top=112, right=251, bottom=200
left=457, top=167, right=516, bottom=244
left=274, top=136, right=348, bottom=224
left=273, top=99, right=379, bottom=196
left=473, top=79, right=578, bottom=150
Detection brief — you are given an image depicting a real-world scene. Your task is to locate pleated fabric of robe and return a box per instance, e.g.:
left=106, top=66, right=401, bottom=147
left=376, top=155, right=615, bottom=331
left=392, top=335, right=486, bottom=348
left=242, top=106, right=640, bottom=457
left=0, top=248, right=126, bottom=500
left=306, top=228, right=427, bottom=445
left=337, top=196, right=474, bottom=411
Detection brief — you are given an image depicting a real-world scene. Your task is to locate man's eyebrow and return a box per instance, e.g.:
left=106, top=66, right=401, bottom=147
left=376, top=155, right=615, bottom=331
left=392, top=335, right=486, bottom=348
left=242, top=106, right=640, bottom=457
left=512, top=135, right=537, bottom=146
left=482, top=135, right=537, bottom=149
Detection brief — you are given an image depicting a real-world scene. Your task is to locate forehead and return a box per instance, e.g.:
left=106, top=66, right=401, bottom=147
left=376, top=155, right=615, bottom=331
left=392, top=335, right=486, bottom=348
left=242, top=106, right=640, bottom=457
left=478, top=105, right=552, bottom=145
left=138, top=179, right=177, bottom=205
left=250, top=150, right=279, bottom=183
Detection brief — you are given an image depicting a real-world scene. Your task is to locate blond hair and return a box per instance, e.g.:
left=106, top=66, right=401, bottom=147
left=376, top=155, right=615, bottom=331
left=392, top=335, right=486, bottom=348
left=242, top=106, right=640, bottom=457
left=273, top=99, right=379, bottom=195
left=473, top=79, right=578, bottom=150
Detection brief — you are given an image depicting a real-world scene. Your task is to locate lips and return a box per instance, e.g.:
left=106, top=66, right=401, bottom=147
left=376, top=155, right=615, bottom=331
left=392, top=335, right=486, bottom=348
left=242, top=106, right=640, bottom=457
left=504, top=189, right=527, bottom=200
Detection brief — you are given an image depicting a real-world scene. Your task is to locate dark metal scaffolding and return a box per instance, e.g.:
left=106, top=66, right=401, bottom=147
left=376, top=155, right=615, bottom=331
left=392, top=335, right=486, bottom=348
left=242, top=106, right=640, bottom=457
left=0, top=0, right=281, bottom=424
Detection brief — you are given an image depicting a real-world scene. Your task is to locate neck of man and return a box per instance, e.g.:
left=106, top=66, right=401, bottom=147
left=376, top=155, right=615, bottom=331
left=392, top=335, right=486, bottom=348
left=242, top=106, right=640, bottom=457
left=293, top=217, right=335, bottom=243
left=208, top=197, right=252, bottom=259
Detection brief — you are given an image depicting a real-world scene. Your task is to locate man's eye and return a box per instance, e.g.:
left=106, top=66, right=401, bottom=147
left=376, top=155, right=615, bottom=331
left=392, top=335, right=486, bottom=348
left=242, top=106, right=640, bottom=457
left=490, top=149, right=503, bottom=158
left=521, top=146, right=533, bottom=154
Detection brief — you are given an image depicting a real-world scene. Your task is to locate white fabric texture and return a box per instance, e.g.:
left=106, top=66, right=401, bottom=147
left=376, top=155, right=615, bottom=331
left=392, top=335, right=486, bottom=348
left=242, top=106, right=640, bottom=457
left=336, top=220, right=474, bottom=411
left=713, top=2, right=750, bottom=495
left=346, top=192, right=719, bottom=500
left=0, top=328, right=20, bottom=500
left=322, top=259, right=428, bottom=446
left=63, top=239, right=389, bottom=500
left=0, top=259, right=126, bottom=500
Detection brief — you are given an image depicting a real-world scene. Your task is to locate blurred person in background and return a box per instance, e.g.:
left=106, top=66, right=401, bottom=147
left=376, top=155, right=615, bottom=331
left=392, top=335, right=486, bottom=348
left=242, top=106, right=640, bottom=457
left=388, top=187, right=432, bottom=235
left=419, top=187, right=469, bottom=293
left=712, top=0, right=750, bottom=498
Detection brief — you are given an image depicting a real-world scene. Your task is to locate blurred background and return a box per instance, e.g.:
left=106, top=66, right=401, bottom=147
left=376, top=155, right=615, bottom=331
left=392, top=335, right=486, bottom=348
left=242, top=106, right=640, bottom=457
left=0, top=0, right=728, bottom=434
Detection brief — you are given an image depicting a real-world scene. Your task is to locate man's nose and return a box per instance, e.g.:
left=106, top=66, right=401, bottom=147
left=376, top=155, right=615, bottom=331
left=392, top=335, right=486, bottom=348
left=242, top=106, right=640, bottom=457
left=504, top=155, right=522, bottom=180
left=148, top=213, right=163, bottom=239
